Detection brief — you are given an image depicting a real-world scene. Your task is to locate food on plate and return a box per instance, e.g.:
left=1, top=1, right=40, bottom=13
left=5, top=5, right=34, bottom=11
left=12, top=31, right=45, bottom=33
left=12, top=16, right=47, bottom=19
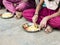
left=23, top=23, right=39, bottom=32
left=27, top=25, right=39, bottom=31
left=23, top=23, right=29, bottom=29
left=1, top=12, right=13, bottom=18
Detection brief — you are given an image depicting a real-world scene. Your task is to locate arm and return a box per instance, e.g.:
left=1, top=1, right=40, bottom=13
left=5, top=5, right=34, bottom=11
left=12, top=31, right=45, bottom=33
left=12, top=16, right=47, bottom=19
left=35, top=0, right=44, bottom=15
left=32, top=0, right=44, bottom=26
left=39, top=8, right=60, bottom=30
left=35, top=0, right=39, bottom=6
left=46, top=8, right=60, bottom=20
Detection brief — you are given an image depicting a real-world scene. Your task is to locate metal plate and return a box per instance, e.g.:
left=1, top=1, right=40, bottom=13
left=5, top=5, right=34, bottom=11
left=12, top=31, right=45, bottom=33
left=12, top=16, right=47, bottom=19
left=22, top=23, right=40, bottom=33
left=1, top=12, right=14, bottom=19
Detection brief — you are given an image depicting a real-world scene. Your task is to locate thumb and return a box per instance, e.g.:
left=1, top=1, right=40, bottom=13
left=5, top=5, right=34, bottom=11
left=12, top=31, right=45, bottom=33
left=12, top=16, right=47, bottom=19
left=39, top=25, right=42, bottom=30
left=44, top=23, right=47, bottom=28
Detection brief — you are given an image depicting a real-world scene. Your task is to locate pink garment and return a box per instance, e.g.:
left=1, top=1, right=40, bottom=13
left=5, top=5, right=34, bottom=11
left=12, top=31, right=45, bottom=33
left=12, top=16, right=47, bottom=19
left=0, top=0, right=3, bottom=6
left=7, top=0, right=21, bottom=3
left=3, top=0, right=35, bottom=14
left=16, top=2, right=28, bottom=11
left=23, top=7, right=60, bottom=29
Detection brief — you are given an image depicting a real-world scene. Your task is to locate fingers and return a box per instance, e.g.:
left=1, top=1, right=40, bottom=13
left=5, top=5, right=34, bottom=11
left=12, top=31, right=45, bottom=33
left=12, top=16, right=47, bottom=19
left=43, top=23, right=46, bottom=28
left=32, top=19, right=35, bottom=24
left=32, top=18, right=37, bottom=26
left=32, top=17, right=36, bottom=23
left=39, top=25, right=42, bottom=30
left=32, top=19, right=37, bottom=26
left=39, top=22, right=46, bottom=30
left=32, top=15, right=38, bottom=23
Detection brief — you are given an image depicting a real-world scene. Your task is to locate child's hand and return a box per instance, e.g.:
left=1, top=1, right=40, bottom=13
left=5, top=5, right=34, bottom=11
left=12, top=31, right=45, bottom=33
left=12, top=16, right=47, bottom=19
left=32, top=15, right=38, bottom=26
left=39, top=17, right=49, bottom=30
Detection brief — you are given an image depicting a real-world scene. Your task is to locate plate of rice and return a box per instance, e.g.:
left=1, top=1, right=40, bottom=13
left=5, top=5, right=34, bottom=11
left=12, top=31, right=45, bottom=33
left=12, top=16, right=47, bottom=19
left=1, top=12, right=13, bottom=19
left=22, top=23, right=40, bottom=33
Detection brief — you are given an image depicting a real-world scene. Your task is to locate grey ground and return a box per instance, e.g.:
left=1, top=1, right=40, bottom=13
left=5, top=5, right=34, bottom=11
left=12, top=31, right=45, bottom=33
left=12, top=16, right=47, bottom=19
left=0, top=9, right=60, bottom=45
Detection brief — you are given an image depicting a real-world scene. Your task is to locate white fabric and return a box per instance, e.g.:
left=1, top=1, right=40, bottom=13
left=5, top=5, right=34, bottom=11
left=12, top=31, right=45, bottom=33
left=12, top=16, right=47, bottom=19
left=44, top=0, right=60, bottom=10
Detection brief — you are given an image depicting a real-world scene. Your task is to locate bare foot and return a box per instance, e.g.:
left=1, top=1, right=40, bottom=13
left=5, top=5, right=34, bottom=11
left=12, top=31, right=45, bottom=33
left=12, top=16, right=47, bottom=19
left=45, top=25, right=53, bottom=33
left=15, top=11, right=22, bottom=19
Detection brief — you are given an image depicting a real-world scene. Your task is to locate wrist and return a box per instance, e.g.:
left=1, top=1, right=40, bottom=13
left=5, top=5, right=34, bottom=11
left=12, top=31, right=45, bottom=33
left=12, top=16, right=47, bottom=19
left=35, top=12, right=38, bottom=15
left=34, top=14, right=38, bottom=15
left=44, top=16, right=50, bottom=20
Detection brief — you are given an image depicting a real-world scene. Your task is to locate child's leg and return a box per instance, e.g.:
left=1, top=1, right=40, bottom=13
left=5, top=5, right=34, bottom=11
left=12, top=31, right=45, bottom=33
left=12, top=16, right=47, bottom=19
left=3, top=0, right=16, bottom=14
left=45, top=25, right=53, bottom=33
left=15, top=0, right=36, bottom=19
left=16, top=0, right=36, bottom=11
left=15, top=11, right=22, bottom=19
left=48, top=16, right=60, bottom=29
left=46, top=8, right=60, bottom=29
left=16, top=2, right=28, bottom=11
left=23, top=8, right=49, bottom=24
left=23, top=8, right=42, bottom=23
left=23, top=8, right=53, bottom=33
left=15, top=2, right=28, bottom=19
left=23, top=9, right=35, bottom=22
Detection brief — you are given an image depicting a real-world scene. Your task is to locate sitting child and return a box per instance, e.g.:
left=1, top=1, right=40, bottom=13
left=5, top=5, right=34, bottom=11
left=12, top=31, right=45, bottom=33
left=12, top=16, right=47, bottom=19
left=23, top=0, right=60, bottom=33
left=3, top=0, right=36, bottom=19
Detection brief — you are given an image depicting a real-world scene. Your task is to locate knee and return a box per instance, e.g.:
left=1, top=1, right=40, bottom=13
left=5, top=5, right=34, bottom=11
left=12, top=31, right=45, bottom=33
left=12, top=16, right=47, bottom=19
left=48, top=18, right=60, bottom=28
left=49, top=22, right=60, bottom=28
left=23, top=9, right=35, bottom=13
left=22, top=9, right=35, bottom=22
left=23, top=9, right=35, bottom=17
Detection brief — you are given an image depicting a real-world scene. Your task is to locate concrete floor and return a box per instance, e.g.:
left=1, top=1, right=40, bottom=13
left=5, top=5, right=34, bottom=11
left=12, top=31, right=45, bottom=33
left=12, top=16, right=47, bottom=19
left=0, top=9, right=60, bottom=45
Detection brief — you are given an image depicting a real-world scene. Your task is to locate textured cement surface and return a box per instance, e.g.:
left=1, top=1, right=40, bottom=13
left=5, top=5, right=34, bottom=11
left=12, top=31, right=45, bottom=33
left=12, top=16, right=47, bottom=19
left=0, top=9, right=60, bottom=45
